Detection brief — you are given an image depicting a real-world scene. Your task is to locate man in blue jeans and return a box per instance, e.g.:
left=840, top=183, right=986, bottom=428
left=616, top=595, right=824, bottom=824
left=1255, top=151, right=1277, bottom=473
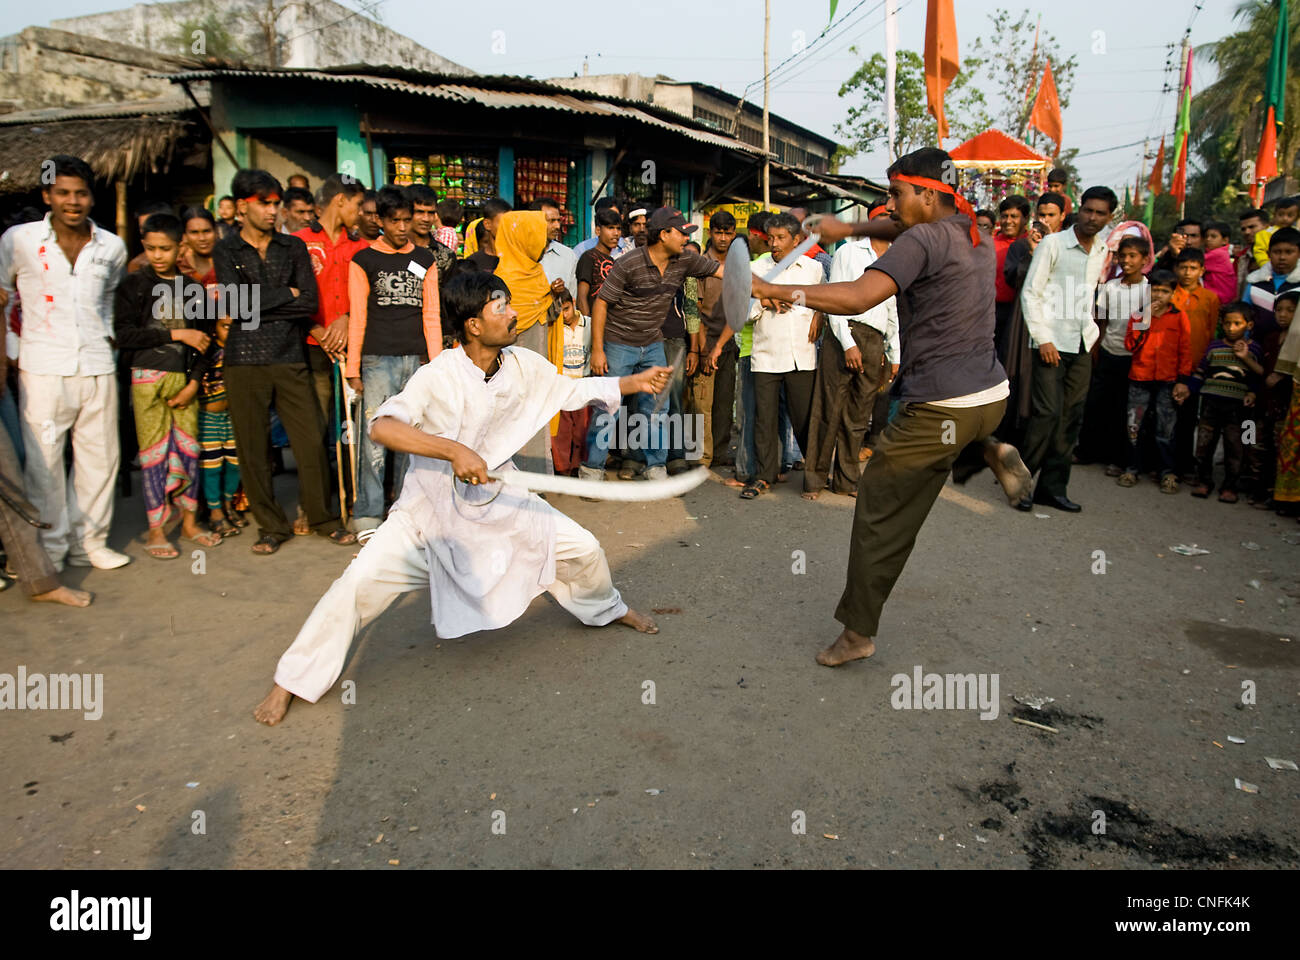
left=583, top=207, right=722, bottom=481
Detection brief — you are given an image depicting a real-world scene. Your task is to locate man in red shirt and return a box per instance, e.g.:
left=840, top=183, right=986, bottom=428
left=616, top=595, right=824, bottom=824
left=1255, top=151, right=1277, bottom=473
left=294, top=175, right=368, bottom=417
left=993, top=195, right=1029, bottom=357
left=293, top=174, right=368, bottom=532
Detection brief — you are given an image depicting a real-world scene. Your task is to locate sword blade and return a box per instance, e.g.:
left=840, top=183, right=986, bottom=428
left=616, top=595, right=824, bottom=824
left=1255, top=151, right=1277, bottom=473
left=486, top=466, right=709, bottom=501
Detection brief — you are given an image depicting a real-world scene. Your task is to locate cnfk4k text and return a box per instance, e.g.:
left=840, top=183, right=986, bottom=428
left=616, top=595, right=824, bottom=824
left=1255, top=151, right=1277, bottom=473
left=0, top=666, right=103, bottom=720
left=890, top=665, right=1000, bottom=720
left=50, top=891, right=151, bottom=940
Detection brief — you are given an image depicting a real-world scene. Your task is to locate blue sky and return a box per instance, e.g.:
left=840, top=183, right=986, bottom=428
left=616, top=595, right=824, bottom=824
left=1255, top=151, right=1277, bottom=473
left=34, top=0, right=1243, bottom=190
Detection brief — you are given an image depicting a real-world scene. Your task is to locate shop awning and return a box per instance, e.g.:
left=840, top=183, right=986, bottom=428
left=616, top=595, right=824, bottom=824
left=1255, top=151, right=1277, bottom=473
left=157, top=67, right=769, bottom=157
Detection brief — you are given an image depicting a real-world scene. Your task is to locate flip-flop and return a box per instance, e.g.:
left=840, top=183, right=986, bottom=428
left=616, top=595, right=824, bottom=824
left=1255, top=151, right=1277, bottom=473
left=145, top=543, right=179, bottom=560
left=211, top=517, right=238, bottom=537
left=326, top=528, right=358, bottom=545
left=182, top=531, right=223, bottom=548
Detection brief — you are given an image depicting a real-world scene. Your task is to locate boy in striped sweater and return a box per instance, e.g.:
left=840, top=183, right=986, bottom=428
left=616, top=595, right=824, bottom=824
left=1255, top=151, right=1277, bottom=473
left=1189, top=302, right=1265, bottom=502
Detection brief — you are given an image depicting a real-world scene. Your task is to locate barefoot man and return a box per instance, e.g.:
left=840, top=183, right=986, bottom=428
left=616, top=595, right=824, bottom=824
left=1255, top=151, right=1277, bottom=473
left=255, top=271, right=668, bottom=724
left=751, top=147, right=1031, bottom=668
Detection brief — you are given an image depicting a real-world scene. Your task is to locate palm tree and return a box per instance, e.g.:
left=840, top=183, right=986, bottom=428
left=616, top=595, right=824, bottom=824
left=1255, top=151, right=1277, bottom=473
left=1194, top=0, right=1300, bottom=194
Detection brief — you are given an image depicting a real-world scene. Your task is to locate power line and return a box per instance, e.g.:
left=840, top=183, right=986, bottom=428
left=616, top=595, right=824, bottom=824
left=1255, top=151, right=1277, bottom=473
left=741, top=0, right=882, bottom=98
left=769, top=0, right=910, bottom=96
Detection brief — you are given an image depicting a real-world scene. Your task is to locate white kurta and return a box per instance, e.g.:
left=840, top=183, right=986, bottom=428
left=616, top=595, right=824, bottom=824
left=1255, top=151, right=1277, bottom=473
left=374, top=345, right=621, bottom=637
left=273, top=345, right=628, bottom=703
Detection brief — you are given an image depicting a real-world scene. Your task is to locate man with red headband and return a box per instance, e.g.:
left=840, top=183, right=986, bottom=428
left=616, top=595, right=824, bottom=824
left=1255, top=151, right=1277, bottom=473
left=751, top=147, right=1030, bottom=668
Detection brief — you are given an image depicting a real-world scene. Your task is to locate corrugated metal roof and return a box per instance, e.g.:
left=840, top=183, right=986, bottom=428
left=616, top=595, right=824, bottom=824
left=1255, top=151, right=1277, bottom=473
left=771, top=163, right=888, bottom=203
left=0, top=95, right=199, bottom=126
left=155, top=68, right=767, bottom=155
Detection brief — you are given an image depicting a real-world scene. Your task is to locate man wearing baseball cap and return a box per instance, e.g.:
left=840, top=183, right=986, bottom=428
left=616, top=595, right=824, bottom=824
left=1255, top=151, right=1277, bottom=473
left=582, top=208, right=724, bottom=482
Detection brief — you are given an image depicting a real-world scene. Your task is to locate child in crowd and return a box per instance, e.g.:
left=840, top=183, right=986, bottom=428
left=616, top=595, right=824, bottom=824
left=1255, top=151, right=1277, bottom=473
left=1082, top=235, right=1149, bottom=474
left=1252, top=195, right=1300, bottom=268
left=1118, top=270, right=1192, bottom=493
left=199, top=315, right=245, bottom=536
left=1270, top=291, right=1300, bottom=515
left=1246, top=290, right=1298, bottom=510
left=1171, top=247, right=1221, bottom=479
left=112, top=213, right=223, bottom=557
left=552, top=292, right=592, bottom=475
left=435, top=199, right=462, bottom=253
left=1201, top=220, right=1237, bottom=305
left=1188, top=302, right=1264, bottom=502
left=576, top=207, right=622, bottom=316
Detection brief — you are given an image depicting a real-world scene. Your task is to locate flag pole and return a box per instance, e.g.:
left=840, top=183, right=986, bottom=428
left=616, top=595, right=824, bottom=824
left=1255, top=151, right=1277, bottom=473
left=1178, top=34, right=1190, bottom=218
left=762, top=0, right=771, bottom=209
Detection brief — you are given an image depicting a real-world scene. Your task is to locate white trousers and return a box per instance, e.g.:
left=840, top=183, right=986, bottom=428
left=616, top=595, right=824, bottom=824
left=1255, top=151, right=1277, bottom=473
left=274, top=507, right=628, bottom=702
left=19, top=370, right=120, bottom=562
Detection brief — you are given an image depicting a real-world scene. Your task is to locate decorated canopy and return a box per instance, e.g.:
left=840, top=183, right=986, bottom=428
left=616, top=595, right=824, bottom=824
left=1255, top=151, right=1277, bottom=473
left=949, top=129, right=1052, bottom=209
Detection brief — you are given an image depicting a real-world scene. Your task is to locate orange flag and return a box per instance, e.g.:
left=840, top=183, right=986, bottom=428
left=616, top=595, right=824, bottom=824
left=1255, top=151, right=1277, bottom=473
left=1028, top=60, right=1063, bottom=152
left=924, top=0, right=959, bottom=142
left=1147, top=136, right=1165, bottom=197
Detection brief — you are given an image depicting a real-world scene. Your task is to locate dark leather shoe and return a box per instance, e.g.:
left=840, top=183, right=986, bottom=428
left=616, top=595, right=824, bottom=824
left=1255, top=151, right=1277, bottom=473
left=1034, top=492, right=1082, bottom=512
left=1015, top=496, right=1034, bottom=512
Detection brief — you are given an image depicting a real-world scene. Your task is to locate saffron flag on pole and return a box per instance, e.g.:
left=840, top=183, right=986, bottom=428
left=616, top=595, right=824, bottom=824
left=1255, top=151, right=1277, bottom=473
left=1028, top=60, right=1063, bottom=153
left=924, top=0, right=959, bottom=143
left=1253, top=0, right=1289, bottom=200
left=1148, top=136, right=1166, bottom=196
left=1170, top=45, right=1193, bottom=208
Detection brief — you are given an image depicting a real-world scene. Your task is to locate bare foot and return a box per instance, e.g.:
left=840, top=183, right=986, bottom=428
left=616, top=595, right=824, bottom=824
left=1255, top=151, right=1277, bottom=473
left=801, top=489, right=820, bottom=500
left=722, top=477, right=746, bottom=488
left=816, top=628, right=876, bottom=666
left=32, top=585, right=93, bottom=607
left=253, top=684, right=293, bottom=725
left=616, top=608, right=659, bottom=634
left=983, top=439, right=1032, bottom=505
left=293, top=505, right=311, bottom=536
left=858, top=446, right=873, bottom=462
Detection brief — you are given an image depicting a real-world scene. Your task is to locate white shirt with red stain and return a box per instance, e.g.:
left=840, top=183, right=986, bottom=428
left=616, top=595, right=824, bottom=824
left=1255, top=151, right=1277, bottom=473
left=0, top=214, right=126, bottom=376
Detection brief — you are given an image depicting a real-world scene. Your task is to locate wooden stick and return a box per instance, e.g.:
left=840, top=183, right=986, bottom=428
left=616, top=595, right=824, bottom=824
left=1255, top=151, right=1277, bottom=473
left=1012, top=717, right=1058, bottom=733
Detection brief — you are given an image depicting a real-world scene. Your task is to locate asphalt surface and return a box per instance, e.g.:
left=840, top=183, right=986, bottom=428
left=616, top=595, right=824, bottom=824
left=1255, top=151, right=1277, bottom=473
left=3, top=463, right=1298, bottom=869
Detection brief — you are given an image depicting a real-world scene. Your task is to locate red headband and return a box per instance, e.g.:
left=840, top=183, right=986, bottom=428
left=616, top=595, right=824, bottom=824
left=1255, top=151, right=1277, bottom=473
left=891, top=175, right=980, bottom=246
left=868, top=205, right=890, bottom=220
left=242, top=192, right=280, bottom=204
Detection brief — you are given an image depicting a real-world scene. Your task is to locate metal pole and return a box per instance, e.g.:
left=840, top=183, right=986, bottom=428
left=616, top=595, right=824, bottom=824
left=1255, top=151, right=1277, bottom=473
left=762, top=0, right=771, bottom=209
left=1178, top=35, right=1190, bottom=219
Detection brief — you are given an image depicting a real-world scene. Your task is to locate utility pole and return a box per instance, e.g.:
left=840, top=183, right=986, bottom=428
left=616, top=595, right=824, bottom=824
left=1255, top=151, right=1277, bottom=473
left=762, top=0, right=771, bottom=209
left=1178, top=33, right=1190, bottom=218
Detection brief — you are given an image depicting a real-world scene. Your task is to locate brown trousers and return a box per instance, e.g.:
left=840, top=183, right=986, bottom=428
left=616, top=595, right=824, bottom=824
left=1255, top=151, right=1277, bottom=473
left=804, top=323, right=886, bottom=494
left=836, top=399, right=1006, bottom=637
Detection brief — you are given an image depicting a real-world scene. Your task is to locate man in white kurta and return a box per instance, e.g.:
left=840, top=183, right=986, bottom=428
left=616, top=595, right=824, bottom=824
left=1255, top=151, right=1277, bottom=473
left=256, top=272, right=669, bottom=724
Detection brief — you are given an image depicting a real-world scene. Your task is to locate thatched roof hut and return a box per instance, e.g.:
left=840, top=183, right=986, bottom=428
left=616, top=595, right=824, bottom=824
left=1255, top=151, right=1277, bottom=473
left=0, top=108, right=193, bottom=195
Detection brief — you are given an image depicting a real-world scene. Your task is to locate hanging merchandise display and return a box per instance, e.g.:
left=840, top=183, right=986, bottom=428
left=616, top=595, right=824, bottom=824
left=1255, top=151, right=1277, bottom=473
left=515, top=155, right=577, bottom=232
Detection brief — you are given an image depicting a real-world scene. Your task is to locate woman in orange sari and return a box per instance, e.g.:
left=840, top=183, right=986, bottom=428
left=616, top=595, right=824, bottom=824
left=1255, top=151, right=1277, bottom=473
left=494, top=211, right=562, bottom=471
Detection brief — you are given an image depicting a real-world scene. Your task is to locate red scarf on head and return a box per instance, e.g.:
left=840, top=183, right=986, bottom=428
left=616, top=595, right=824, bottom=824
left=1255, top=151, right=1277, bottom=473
left=891, top=175, right=980, bottom=246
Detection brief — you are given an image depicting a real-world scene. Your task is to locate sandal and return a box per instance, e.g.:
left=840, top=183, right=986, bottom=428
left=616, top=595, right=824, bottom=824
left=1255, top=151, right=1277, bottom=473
left=228, top=511, right=249, bottom=528
left=1191, top=484, right=1211, bottom=499
left=1116, top=472, right=1138, bottom=487
left=182, top=531, right=223, bottom=548
left=252, top=535, right=281, bottom=555
left=740, top=480, right=770, bottom=499
left=212, top=517, right=238, bottom=537
left=325, top=528, right=358, bottom=545
left=1160, top=474, right=1180, bottom=495
left=145, top=542, right=179, bottom=560
left=1218, top=489, right=1238, bottom=504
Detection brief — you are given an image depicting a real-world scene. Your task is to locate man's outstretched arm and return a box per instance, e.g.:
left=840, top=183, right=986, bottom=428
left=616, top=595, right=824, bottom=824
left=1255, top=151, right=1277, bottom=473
left=753, top=269, right=899, bottom=319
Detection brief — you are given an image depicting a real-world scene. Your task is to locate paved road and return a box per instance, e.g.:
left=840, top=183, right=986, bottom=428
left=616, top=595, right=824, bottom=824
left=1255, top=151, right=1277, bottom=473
left=3, top=464, right=1297, bottom=868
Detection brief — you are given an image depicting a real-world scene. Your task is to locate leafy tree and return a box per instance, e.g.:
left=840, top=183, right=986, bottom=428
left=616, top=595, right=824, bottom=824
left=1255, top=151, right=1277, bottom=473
left=168, top=5, right=248, bottom=63
left=966, top=8, right=1078, bottom=153
left=1194, top=0, right=1300, bottom=199
left=836, top=48, right=991, bottom=160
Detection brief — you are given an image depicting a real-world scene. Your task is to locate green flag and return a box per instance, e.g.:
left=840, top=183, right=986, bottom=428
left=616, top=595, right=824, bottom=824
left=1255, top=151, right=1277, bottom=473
left=829, top=0, right=839, bottom=23
left=1266, top=0, right=1289, bottom=125
left=1143, top=191, right=1154, bottom=228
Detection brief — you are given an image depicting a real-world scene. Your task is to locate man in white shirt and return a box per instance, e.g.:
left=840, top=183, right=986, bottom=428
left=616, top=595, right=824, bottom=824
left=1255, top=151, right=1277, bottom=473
left=0, top=154, right=130, bottom=569
left=741, top=212, right=824, bottom=499
left=532, top=197, right=577, bottom=300
left=1017, top=185, right=1117, bottom=512
left=803, top=207, right=900, bottom=499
